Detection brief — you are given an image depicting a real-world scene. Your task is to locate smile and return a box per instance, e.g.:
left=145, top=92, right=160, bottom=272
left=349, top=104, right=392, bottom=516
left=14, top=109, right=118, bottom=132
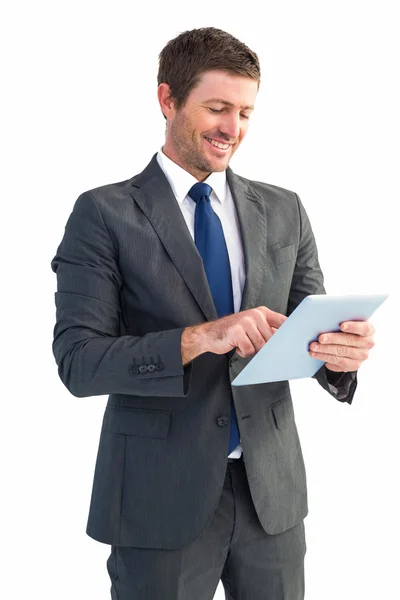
left=204, top=137, right=231, bottom=152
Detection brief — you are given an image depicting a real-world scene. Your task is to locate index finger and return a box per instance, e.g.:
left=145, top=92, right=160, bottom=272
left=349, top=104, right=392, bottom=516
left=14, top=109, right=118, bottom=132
left=265, top=308, right=288, bottom=329
left=340, top=320, right=375, bottom=336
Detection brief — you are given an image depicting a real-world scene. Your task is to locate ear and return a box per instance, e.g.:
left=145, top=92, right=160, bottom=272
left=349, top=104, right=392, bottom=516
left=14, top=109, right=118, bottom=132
left=157, top=83, right=175, bottom=120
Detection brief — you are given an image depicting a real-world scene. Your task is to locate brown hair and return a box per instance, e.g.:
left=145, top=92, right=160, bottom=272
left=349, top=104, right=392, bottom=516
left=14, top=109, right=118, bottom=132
left=157, top=27, right=261, bottom=118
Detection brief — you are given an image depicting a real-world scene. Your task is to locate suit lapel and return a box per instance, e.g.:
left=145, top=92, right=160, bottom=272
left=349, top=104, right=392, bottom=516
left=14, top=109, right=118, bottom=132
left=226, top=166, right=268, bottom=314
left=129, top=154, right=268, bottom=322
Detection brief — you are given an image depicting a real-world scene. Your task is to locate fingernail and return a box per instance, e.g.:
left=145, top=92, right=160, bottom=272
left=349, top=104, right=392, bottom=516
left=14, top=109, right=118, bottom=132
left=342, top=324, right=349, bottom=331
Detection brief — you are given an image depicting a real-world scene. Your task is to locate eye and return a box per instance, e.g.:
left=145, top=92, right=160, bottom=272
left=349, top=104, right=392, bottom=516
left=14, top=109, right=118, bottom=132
left=240, top=114, right=250, bottom=120
left=209, top=108, right=223, bottom=113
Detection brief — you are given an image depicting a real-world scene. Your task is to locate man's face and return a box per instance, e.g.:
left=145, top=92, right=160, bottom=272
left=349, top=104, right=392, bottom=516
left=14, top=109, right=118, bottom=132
left=161, top=70, right=258, bottom=181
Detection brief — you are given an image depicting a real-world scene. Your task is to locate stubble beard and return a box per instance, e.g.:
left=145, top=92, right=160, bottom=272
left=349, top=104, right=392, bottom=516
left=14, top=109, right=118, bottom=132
left=169, top=110, right=227, bottom=178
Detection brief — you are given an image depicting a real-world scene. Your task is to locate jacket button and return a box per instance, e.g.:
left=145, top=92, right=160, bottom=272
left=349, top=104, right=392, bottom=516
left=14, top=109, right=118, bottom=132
left=217, top=416, right=229, bottom=427
left=147, top=364, right=156, bottom=372
left=155, top=364, right=163, bottom=371
left=139, top=365, right=148, bottom=374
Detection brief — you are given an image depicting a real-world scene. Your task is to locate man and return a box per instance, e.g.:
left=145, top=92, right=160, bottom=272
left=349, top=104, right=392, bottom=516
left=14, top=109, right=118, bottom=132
left=51, top=27, right=376, bottom=600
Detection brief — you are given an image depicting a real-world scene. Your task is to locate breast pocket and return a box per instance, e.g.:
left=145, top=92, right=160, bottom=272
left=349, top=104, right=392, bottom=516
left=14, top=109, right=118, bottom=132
left=266, top=243, right=296, bottom=266
left=102, top=406, right=171, bottom=439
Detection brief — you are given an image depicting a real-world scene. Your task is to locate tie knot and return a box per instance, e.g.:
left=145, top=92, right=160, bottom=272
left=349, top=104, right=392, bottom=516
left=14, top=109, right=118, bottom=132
left=188, top=182, right=213, bottom=205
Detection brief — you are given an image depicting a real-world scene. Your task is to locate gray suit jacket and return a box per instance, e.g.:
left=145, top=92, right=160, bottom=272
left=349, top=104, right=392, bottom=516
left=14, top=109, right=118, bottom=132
left=51, top=153, right=357, bottom=549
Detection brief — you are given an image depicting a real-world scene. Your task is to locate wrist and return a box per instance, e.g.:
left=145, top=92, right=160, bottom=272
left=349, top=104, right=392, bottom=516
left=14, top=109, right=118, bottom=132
left=181, top=324, right=208, bottom=366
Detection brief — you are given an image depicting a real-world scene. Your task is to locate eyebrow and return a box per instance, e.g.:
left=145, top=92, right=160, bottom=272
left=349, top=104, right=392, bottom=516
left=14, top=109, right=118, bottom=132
left=204, top=98, right=254, bottom=111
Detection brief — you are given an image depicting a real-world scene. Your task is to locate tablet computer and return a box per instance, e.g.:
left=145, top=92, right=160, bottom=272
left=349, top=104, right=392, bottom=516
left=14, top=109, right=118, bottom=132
left=231, top=293, right=388, bottom=387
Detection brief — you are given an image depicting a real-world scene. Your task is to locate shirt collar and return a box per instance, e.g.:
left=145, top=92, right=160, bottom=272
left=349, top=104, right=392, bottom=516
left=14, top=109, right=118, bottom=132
left=156, top=147, right=227, bottom=204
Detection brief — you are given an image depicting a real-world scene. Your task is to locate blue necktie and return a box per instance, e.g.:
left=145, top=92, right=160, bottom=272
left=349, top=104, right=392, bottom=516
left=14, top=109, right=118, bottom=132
left=188, top=182, right=240, bottom=455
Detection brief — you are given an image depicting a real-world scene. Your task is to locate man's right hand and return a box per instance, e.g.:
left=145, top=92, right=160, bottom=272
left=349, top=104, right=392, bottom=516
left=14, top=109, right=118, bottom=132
left=198, top=306, right=287, bottom=359
left=200, top=306, right=287, bottom=358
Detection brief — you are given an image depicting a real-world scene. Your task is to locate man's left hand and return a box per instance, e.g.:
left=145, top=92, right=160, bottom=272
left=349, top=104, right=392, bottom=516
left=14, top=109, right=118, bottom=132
left=308, top=320, right=376, bottom=373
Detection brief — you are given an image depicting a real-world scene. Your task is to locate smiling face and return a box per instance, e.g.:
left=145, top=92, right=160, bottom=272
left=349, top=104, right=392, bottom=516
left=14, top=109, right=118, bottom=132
left=158, top=69, right=258, bottom=181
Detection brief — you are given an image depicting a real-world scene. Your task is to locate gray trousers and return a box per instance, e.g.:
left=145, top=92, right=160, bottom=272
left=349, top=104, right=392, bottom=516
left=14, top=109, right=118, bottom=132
left=106, top=456, right=306, bottom=599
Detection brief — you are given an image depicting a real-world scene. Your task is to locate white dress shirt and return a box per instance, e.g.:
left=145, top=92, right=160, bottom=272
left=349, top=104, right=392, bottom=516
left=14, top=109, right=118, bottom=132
left=156, top=147, right=245, bottom=458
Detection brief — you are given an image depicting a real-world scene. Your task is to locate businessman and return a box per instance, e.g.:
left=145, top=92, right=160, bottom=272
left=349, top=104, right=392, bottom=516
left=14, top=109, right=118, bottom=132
left=51, top=27, right=376, bottom=600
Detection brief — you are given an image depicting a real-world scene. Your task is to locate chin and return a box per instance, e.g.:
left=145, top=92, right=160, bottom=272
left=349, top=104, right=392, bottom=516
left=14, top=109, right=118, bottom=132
left=211, top=163, right=229, bottom=172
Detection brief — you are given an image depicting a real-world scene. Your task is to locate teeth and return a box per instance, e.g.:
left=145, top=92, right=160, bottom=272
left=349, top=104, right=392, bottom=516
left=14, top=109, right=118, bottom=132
left=206, top=137, right=230, bottom=150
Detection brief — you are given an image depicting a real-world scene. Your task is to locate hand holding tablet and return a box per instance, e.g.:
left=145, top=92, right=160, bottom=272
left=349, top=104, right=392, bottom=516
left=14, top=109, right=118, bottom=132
left=231, top=293, right=388, bottom=387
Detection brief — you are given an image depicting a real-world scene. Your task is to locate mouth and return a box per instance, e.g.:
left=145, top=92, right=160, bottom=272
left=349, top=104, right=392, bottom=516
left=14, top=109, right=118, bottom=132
left=204, top=136, right=232, bottom=154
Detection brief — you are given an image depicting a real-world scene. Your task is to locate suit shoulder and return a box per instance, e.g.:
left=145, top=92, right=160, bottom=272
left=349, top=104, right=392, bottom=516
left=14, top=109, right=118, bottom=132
left=238, top=173, right=298, bottom=202
left=81, top=155, right=152, bottom=204
left=71, top=174, right=142, bottom=226
left=80, top=175, right=136, bottom=206
left=231, top=173, right=303, bottom=226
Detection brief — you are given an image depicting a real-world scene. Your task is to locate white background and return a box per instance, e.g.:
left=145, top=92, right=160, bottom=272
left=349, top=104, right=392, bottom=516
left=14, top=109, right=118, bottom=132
left=2, top=1, right=399, bottom=598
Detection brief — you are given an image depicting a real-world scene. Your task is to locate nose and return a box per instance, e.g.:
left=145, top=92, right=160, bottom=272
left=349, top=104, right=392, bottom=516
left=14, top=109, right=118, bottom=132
left=219, top=113, right=241, bottom=141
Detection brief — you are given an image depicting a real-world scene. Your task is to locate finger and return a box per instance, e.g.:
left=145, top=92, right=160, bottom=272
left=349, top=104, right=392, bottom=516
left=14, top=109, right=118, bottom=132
left=309, top=351, right=361, bottom=371
left=325, top=363, right=346, bottom=373
left=317, top=331, right=374, bottom=349
left=267, top=310, right=288, bottom=329
left=309, top=343, right=369, bottom=361
left=247, top=322, right=272, bottom=354
left=256, top=321, right=278, bottom=344
left=340, top=320, right=375, bottom=337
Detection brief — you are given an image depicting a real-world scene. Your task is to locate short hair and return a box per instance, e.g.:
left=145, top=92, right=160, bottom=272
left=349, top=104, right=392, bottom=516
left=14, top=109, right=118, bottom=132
left=157, top=27, right=261, bottom=119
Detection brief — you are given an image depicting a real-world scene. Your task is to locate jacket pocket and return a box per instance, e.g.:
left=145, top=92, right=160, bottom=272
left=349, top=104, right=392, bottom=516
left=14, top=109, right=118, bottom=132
left=266, top=243, right=296, bottom=266
left=102, top=406, right=171, bottom=439
left=271, top=395, right=294, bottom=430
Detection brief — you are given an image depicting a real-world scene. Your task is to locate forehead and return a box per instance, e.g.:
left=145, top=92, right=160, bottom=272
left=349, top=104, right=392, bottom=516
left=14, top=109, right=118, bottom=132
left=189, top=69, right=258, bottom=108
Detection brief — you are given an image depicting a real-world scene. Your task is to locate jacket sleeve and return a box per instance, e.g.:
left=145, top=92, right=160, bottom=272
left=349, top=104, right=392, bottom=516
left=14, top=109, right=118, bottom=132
left=50, top=191, right=193, bottom=398
left=287, top=194, right=357, bottom=405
